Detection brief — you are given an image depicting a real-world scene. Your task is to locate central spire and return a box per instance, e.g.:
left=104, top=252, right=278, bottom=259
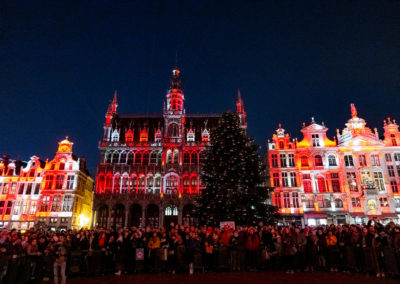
left=169, top=68, right=183, bottom=91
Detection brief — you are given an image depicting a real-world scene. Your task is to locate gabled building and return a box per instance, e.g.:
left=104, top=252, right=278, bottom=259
left=268, top=104, right=400, bottom=226
left=94, top=68, right=246, bottom=228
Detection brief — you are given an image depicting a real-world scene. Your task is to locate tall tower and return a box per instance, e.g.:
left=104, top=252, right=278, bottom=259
left=236, top=90, right=247, bottom=130
left=103, top=91, right=118, bottom=142
left=164, top=69, right=185, bottom=142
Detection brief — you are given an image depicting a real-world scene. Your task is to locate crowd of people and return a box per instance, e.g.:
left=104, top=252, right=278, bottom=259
left=1, top=221, right=400, bottom=284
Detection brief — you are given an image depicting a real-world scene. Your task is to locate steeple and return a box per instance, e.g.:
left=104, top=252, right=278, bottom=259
left=350, top=103, right=357, bottom=118
left=165, top=68, right=184, bottom=113
left=169, top=69, right=183, bottom=92
left=236, top=90, right=247, bottom=130
left=105, top=91, right=118, bottom=126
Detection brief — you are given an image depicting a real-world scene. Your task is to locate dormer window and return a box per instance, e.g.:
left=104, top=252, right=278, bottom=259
left=312, top=134, right=320, bottom=147
left=125, top=129, right=133, bottom=143
left=140, top=129, right=148, bottom=142
left=111, top=129, right=119, bottom=142
left=155, top=129, right=162, bottom=143
left=187, top=130, right=195, bottom=142
left=202, top=129, right=210, bottom=142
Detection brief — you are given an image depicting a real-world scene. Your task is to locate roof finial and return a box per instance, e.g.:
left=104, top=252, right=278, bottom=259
left=350, top=103, right=357, bottom=118
left=311, top=117, right=315, bottom=123
left=278, top=123, right=282, bottom=129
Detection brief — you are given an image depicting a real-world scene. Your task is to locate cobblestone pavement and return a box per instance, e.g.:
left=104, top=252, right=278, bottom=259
left=66, top=271, right=399, bottom=284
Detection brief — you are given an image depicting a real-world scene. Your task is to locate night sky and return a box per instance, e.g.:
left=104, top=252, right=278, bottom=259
left=1, top=0, right=400, bottom=174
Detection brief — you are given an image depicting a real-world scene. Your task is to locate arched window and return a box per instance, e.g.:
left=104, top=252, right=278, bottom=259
left=165, top=175, right=178, bottom=194
left=119, top=152, right=126, bottom=164
left=105, top=175, right=112, bottom=194
left=138, top=175, right=145, bottom=193
left=150, top=152, right=158, bottom=164
left=142, top=152, right=149, bottom=165
left=173, top=149, right=179, bottom=164
left=328, top=155, right=337, bottom=166
left=135, top=152, right=142, bottom=164
left=165, top=205, right=178, bottom=216
left=335, top=199, right=343, bottom=208
left=183, top=152, right=190, bottom=164
left=167, top=124, right=179, bottom=137
left=314, top=155, right=323, bottom=167
left=111, top=130, right=119, bottom=142
left=157, top=152, right=162, bottom=165
left=301, top=156, right=309, bottom=167
left=127, top=152, right=134, bottom=165
left=303, top=174, right=312, bottom=193
left=183, top=176, right=190, bottom=194
left=146, top=176, right=154, bottom=193
left=97, top=175, right=105, bottom=193
left=105, top=151, right=112, bottom=163
left=130, top=176, right=138, bottom=193
left=121, top=175, right=129, bottom=194
left=190, top=176, right=198, bottom=193
left=154, top=176, right=161, bottom=194
left=190, top=152, right=198, bottom=164
left=113, top=175, right=121, bottom=193
left=112, top=151, right=119, bottom=164
left=317, top=177, right=326, bottom=193
left=166, top=150, right=172, bottom=164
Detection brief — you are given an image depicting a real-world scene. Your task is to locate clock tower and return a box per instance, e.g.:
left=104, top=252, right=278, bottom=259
left=57, top=137, right=73, bottom=153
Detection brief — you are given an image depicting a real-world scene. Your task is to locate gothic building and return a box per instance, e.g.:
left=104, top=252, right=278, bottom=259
left=268, top=104, right=400, bottom=226
left=94, top=69, right=247, bottom=228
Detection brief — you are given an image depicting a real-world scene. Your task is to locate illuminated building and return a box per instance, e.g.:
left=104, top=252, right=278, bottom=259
left=36, top=137, right=94, bottom=229
left=94, top=69, right=246, bottom=228
left=268, top=104, right=400, bottom=226
left=0, top=155, right=44, bottom=230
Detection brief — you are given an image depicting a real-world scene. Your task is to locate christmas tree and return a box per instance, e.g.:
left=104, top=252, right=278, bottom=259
left=197, top=111, right=277, bottom=226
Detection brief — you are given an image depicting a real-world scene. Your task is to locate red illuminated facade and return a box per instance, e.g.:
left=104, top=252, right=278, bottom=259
left=268, top=105, right=400, bottom=226
left=94, top=69, right=246, bottom=228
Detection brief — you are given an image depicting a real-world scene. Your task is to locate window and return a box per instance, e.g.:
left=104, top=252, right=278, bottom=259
left=300, top=156, right=309, bottom=167
left=274, top=192, right=281, bottom=208
left=379, top=197, right=389, bottom=207
left=347, top=172, right=358, bottom=192
left=331, top=173, right=341, bottom=193
left=317, top=177, right=326, bottom=193
left=324, top=199, right=331, bottom=208
left=62, top=196, right=73, bottom=212
left=395, top=199, right=400, bottom=208
left=12, top=183, right=19, bottom=194
left=187, top=131, right=195, bottom=142
left=0, top=201, right=4, bottom=215
left=328, top=155, right=337, bottom=166
left=165, top=175, right=178, bottom=194
left=183, top=177, right=190, bottom=193
left=125, top=130, right=133, bottom=143
left=374, top=172, right=385, bottom=191
left=335, top=199, right=343, bottom=208
left=111, top=130, right=119, bottom=142
left=45, top=175, right=54, bottom=189
left=312, top=134, right=320, bottom=147
left=165, top=205, right=178, bottom=216
left=272, top=173, right=280, bottom=187
left=173, top=150, right=179, bottom=164
left=305, top=199, right=314, bottom=208
left=303, top=174, right=312, bottom=193
left=51, top=196, right=61, bottom=212
left=119, top=152, right=126, bottom=163
left=22, top=201, right=29, bottom=215
left=5, top=201, right=12, bottom=215
left=314, top=155, right=323, bottom=167
left=283, top=192, right=290, bottom=208
left=127, top=152, right=134, bottom=165
left=191, top=176, right=198, bottom=192
left=167, top=124, right=179, bottom=137
left=279, top=141, right=284, bottom=149
left=33, top=183, right=40, bottom=195
left=166, top=150, right=172, bottom=164
left=2, top=183, right=8, bottom=194
left=40, top=196, right=50, bottom=211
left=390, top=180, right=398, bottom=193
left=25, top=183, right=32, bottom=195
left=280, top=154, right=287, bottom=168
left=150, top=152, right=158, bottom=164
left=55, top=175, right=64, bottom=189
left=385, top=153, right=392, bottom=162
left=30, top=201, right=37, bottom=215
left=146, top=176, right=154, bottom=193
left=292, top=192, right=299, bottom=208
left=142, top=152, right=149, bottom=165
left=344, top=155, right=354, bottom=167
left=388, top=166, right=395, bottom=177
left=183, top=152, right=190, bottom=164
left=359, top=155, right=367, bottom=167
left=371, top=154, right=380, bottom=166
left=282, top=172, right=289, bottom=187
left=271, top=154, right=278, bottom=168
left=351, top=197, right=361, bottom=207
left=397, top=165, right=400, bottom=177
left=290, top=172, right=297, bottom=187
left=288, top=154, right=295, bottom=167
left=135, top=152, right=142, bottom=164
left=317, top=196, right=325, bottom=208
left=66, top=175, right=75, bottom=189
left=202, top=130, right=210, bottom=142
left=13, top=201, right=22, bottom=215
left=191, top=152, right=198, bottom=164
left=394, top=153, right=400, bottom=162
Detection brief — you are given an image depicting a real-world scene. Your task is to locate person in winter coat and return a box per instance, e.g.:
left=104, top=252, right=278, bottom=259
left=245, top=228, right=260, bottom=271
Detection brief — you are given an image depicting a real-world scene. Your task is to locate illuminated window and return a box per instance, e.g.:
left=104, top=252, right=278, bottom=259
left=111, top=130, right=119, bottom=142
left=388, top=165, right=395, bottom=177
left=202, top=130, right=210, bottom=142
left=334, top=199, right=343, bottom=208
left=191, top=176, right=198, bottom=193
left=272, top=173, right=280, bottom=187
left=190, top=152, right=198, bottom=164
left=187, top=130, right=195, bottom=142
left=5, top=201, right=12, bottom=215
left=138, top=176, right=145, bottom=193
left=359, top=155, right=367, bottom=167
left=146, top=176, right=154, bottom=193
left=374, top=172, right=385, bottom=191
left=142, top=152, right=149, bottom=165
left=22, top=201, right=29, bottom=214
left=165, top=205, right=178, bottom=216
left=40, top=196, right=50, bottom=212
left=279, top=141, right=284, bottom=149
left=62, top=196, right=73, bottom=212
left=283, top=192, right=290, bottom=208
left=166, top=150, right=172, bottom=164
left=317, top=177, right=326, bottom=193
left=390, top=180, right=398, bottom=193
left=274, top=192, right=281, bottom=208
left=347, top=172, right=358, bottom=192
left=330, top=173, right=341, bottom=193
left=288, top=154, right=295, bottom=167
left=312, top=134, right=320, bottom=147
left=125, top=130, right=133, bottom=143
left=13, top=201, right=22, bottom=215
left=25, top=183, right=32, bottom=195
left=33, top=183, right=40, bottom=195
left=379, top=197, right=389, bottom=207
left=328, top=155, right=337, bottom=166
left=173, top=149, right=179, bottom=164
left=165, top=175, right=178, bottom=194
left=29, top=201, right=37, bottom=215
left=394, top=153, right=400, bottom=161
left=150, top=151, right=158, bottom=164
left=301, top=156, right=309, bottom=167
left=290, top=172, right=297, bottom=187
left=66, top=175, right=75, bottom=189
left=183, top=152, right=190, bottom=164
left=282, top=172, right=289, bottom=187
left=385, top=153, right=392, bottom=162
left=154, top=176, right=161, bottom=194
left=45, top=175, right=54, bottom=189
left=303, top=174, right=312, bottom=193
left=59, top=162, right=65, bottom=170
left=305, top=199, right=314, bottom=208
left=140, top=130, right=148, bottom=142
left=167, top=124, right=179, bottom=137
left=55, top=175, right=64, bottom=189
left=271, top=154, right=278, bottom=168
left=371, top=154, right=380, bottom=166
left=135, top=152, right=142, bottom=164
left=292, top=192, right=299, bottom=208
left=344, top=155, right=354, bottom=167
left=119, top=152, right=126, bottom=164
left=280, top=154, right=287, bottom=168
left=51, top=196, right=62, bottom=212
left=314, top=155, right=323, bottom=167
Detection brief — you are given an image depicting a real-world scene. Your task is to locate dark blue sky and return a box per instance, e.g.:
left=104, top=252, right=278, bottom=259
left=1, top=0, right=400, bottom=174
